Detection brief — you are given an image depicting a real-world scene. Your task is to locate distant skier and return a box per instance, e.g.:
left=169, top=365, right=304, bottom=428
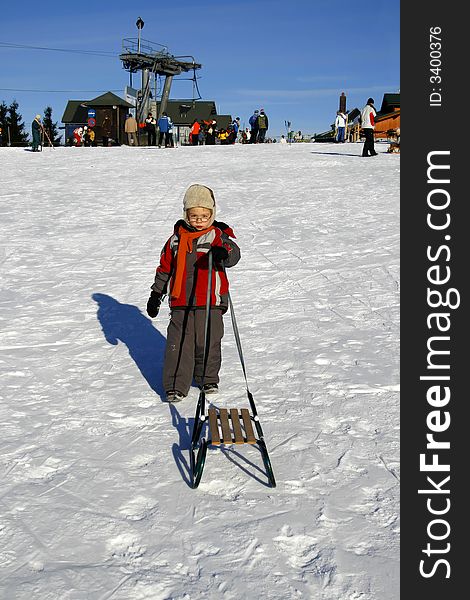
left=229, top=117, right=240, bottom=144
left=157, top=112, right=171, bottom=147
left=335, top=111, right=347, bottom=143
left=249, top=109, right=259, bottom=143
left=257, top=109, right=269, bottom=143
left=205, top=120, right=217, bottom=145
left=31, top=114, right=42, bottom=152
left=360, top=98, right=378, bottom=157
left=189, top=119, right=201, bottom=146
left=145, top=112, right=157, bottom=146
left=146, top=184, right=241, bottom=403
left=125, top=113, right=138, bottom=146
left=167, top=116, right=175, bottom=148
left=101, top=115, right=112, bottom=147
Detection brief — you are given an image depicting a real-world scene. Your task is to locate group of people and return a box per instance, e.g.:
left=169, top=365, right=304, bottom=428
left=188, top=117, right=241, bottom=146
left=143, top=112, right=175, bottom=147
left=248, top=108, right=269, bottom=143
left=70, top=114, right=113, bottom=147
left=72, top=126, right=97, bottom=147
left=61, top=107, right=272, bottom=149
left=185, top=109, right=270, bottom=146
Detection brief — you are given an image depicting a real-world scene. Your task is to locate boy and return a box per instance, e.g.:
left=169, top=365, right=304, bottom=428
left=146, top=184, right=240, bottom=402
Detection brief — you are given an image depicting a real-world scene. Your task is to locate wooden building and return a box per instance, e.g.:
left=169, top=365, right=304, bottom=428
left=61, top=92, right=134, bottom=145
left=374, top=93, right=400, bottom=139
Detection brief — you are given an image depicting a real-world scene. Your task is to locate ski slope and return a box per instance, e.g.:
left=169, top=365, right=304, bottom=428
left=0, top=141, right=400, bottom=600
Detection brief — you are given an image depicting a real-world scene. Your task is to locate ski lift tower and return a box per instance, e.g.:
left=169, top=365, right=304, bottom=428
left=120, top=17, right=202, bottom=124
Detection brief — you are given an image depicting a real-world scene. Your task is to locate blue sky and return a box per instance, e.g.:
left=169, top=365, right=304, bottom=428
left=0, top=0, right=399, bottom=137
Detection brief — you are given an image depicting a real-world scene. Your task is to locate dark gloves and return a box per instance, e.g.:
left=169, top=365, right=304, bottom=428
left=211, top=246, right=229, bottom=263
left=146, top=291, right=162, bottom=318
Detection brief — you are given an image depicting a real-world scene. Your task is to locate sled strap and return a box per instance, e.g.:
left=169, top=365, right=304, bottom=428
left=227, top=290, right=249, bottom=390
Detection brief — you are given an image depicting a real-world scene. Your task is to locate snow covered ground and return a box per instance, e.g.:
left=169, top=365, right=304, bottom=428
left=0, top=141, right=399, bottom=600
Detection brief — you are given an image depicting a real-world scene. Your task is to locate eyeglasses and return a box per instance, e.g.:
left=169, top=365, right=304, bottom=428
left=188, top=215, right=211, bottom=222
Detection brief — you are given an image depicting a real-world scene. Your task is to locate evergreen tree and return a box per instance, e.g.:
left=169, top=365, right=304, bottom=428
left=0, top=101, right=8, bottom=146
left=7, top=100, right=29, bottom=146
left=43, top=106, right=61, bottom=146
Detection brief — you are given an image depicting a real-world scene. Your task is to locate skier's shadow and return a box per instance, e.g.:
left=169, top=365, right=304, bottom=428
left=92, top=293, right=166, bottom=401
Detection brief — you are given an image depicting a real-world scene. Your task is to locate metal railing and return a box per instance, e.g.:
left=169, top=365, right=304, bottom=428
left=121, top=38, right=169, bottom=57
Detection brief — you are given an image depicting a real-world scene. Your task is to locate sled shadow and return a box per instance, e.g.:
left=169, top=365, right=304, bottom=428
left=92, top=293, right=166, bottom=401
left=310, top=150, right=363, bottom=157
left=220, top=446, right=272, bottom=487
left=170, top=404, right=195, bottom=487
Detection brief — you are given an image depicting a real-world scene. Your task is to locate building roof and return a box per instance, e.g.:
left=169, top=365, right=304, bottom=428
left=88, top=91, right=135, bottom=107
left=61, top=92, right=134, bottom=123
left=154, top=100, right=232, bottom=129
left=379, top=93, right=400, bottom=115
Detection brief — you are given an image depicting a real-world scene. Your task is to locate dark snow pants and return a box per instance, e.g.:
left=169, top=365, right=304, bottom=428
left=32, top=129, right=41, bottom=151
left=257, top=129, right=267, bottom=143
left=147, top=129, right=156, bottom=145
left=362, top=129, right=376, bottom=156
left=163, top=308, right=224, bottom=395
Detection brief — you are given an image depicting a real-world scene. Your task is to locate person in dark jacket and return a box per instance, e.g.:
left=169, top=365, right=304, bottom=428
left=145, top=112, right=157, bottom=146
left=157, top=112, right=171, bottom=147
left=146, top=184, right=240, bottom=402
left=205, top=120, right=217, bottom=145
left=257, top=108, right=269, bottom=143
left=101, top=115, right=112, bottom=147
left=249, top=109, right=259, bottom=143
left=31, top=114, right=42, bottom=152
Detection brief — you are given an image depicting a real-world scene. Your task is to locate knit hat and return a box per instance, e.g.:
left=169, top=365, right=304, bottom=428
left=183, top=184, right=216, bottom=226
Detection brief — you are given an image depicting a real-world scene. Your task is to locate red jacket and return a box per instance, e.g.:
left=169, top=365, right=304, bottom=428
left=151, top=220, right=240, bottom=310
left=190, top=122, right=201, bottom=135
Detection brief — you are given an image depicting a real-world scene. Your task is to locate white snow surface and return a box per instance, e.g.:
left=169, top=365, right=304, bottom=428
left=0, top=142, right=399, bottom=600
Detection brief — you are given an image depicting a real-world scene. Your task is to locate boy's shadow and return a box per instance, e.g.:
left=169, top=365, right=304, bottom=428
left=92, top=293, right=166, bottom=400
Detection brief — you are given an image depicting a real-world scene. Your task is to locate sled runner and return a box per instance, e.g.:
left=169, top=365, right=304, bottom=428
left=190, top=252, right=276, bottom=489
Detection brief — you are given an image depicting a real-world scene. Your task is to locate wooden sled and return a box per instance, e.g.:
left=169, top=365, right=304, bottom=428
left=190, top=391, right=276, bottom=489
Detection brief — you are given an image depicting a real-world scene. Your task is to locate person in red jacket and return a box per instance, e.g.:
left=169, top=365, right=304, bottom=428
left=189, top=119, right=201, bottom=146
left=146, top=184, right=241, bottom=402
